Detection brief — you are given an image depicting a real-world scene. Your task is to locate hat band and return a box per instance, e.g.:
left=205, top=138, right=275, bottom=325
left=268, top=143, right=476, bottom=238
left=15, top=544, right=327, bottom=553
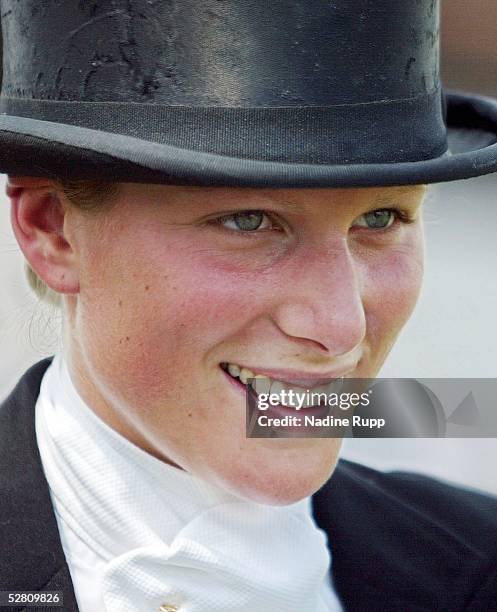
left=0, top=90, right=447, bottom=165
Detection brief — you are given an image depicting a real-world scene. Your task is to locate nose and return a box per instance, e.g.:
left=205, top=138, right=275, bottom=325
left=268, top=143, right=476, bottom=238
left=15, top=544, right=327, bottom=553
left=271, top=242, right=366, bottom=357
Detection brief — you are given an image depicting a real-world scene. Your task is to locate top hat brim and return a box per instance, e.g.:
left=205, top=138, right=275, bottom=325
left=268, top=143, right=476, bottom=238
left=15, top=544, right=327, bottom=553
left=0, top=91, right=496, bottom=188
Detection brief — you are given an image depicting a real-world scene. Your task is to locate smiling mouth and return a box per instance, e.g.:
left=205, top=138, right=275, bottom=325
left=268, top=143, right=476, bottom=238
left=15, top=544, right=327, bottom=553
left=220, top=362, right=345, bottom=408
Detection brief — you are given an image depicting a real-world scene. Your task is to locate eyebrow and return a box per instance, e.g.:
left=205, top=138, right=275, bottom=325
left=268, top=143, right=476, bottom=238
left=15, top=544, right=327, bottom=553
left=267, top=198, right=301, bottom=211
left=265, top=185, right=426, bottom=211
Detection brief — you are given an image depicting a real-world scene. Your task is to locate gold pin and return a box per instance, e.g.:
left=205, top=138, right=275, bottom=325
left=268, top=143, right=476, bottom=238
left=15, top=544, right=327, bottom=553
left=159, top=605, right=179, bottom=612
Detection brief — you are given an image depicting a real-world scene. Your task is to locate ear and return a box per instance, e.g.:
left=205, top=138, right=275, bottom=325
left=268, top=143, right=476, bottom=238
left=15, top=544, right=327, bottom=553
left=7, top=176, right=79, bottom=295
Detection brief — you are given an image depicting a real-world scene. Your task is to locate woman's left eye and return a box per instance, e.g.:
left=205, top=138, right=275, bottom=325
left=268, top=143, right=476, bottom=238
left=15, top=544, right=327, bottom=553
left=214, top=210, right=275, bottom=232
left=352, top=209, right=399, bottom=230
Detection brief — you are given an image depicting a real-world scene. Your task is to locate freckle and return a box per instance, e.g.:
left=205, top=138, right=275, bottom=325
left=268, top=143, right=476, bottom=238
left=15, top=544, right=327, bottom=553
left=119, top=339, right=122, bottom=344
left=118, top=300, right=122, bottom=307
left=126, top=336, right=130, bottom=342
left=145, top=285, right=150, bottom=291
left=187, top=412, right=192, bottom=418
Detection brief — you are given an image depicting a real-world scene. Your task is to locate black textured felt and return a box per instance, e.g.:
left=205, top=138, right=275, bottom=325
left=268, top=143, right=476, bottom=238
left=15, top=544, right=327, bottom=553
left=0, top=0, right=496, bottom=186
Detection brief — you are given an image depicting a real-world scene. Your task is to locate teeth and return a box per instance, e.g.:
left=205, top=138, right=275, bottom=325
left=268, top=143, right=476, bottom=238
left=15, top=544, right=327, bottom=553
left=269, top=380, right=286, bottom=402
left=314, top=378, right=344, bottom=395
left=224, top=362, right=345, bottom=409
left=252, top=375, right=271, bottom=394
left=228, top=364, right=241, bottom=378
left=239, top=367, right=254, bottom=384
left=267, top=380, right=303, bottom=407
left=301, top=393, right=320, bottom=408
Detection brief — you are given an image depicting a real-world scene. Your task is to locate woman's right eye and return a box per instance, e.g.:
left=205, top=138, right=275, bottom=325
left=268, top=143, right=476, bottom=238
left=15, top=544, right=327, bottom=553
left=214, top=210, right=275, bottom=233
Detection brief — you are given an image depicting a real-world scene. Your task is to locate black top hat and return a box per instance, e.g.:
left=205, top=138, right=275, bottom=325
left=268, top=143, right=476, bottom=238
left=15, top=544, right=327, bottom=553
left=0, top=0, right=496, bottom=187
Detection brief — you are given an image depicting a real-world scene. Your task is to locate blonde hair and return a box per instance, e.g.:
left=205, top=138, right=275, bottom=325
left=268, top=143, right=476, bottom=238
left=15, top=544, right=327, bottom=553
left=24, top=179, right=119, bottom=307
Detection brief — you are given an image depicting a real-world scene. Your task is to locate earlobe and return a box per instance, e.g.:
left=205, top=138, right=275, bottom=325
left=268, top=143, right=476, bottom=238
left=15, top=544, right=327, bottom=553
left=7, top=178, right=80, bottom=295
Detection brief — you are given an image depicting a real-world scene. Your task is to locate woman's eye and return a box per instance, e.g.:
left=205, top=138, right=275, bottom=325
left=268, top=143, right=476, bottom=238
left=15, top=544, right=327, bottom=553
left=352, top=209, right=397, bottom=230
left=216, top=211, right=274, bottom=232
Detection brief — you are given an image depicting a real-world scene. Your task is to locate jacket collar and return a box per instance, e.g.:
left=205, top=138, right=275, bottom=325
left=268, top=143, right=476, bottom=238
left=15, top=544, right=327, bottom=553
left=0, top=358, right=79, bottom=610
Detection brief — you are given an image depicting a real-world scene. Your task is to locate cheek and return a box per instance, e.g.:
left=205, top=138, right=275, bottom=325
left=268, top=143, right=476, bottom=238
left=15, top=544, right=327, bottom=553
left=77, top=231, right=256, bottom=389
left=359, top=237, right=424, bottom=345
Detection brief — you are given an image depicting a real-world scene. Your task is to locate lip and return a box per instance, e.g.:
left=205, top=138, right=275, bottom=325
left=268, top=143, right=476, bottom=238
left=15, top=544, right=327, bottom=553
left=222, top=369, right=334, bottom=432
left=220, top=363, right=357, bottom=388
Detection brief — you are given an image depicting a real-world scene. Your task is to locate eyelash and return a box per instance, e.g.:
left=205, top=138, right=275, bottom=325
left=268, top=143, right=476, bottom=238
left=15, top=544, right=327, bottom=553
left=357, top=208, right=417, bottom=229
left=207, top=211, right=281, bottom=236
left=208, top=207, right=416, bottom=236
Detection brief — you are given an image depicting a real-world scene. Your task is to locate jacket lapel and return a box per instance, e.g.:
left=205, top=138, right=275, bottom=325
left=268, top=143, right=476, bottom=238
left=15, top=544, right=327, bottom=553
left=0, top=358, right=78, bottom=612
left=312, top=458, right=497, bottom=611
left=313, top=461, right=445, bottom=611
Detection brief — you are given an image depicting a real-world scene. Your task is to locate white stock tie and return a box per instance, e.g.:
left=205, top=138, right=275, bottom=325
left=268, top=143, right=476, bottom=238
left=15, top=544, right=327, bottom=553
left=101, top=501, right=332, bottom=612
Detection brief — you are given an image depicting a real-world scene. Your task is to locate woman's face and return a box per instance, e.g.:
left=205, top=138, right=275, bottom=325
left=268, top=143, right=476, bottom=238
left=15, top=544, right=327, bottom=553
left=64, top=184, right=426, bottom=504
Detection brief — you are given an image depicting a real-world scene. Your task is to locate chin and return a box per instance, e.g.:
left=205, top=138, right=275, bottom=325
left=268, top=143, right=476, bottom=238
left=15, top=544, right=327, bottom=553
left=219, top=440, right=341, bottom=506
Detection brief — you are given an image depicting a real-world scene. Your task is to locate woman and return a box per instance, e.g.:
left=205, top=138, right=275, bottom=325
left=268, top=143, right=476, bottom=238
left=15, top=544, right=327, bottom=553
left=1, top=1, right=497, bottom=611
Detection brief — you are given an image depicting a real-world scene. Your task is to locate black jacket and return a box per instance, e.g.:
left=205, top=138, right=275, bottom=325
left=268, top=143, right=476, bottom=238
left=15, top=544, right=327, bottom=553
left=1, top=359, right=497, bottom=612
